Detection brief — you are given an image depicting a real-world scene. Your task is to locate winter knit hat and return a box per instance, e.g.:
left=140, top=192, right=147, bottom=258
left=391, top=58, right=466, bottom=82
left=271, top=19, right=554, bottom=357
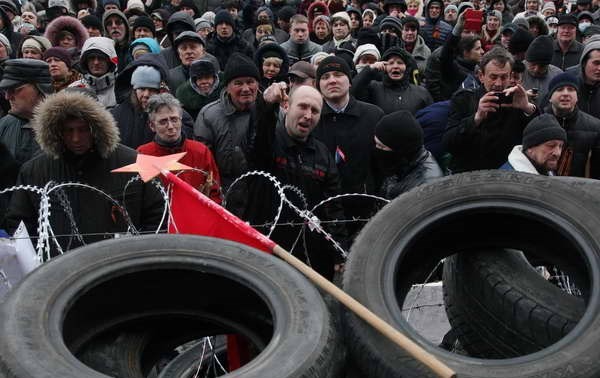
left=223, top=53, right=260, bottom=85
left=195, top=18, right=212, bottom=30
left=21, top=36, right=52, bottom=53
left=522, top=114, right=566, bottom=150
left=43, top=46, right=72, bottom=68
left=316, top=55, right=352, bottom=87
left=353, top=43, right=380, bottom=64
left=509, top=27, right=534, bottom=55
left=375, top=110, right=423, bottom=155
left=487, top=10, right=502, bottom=23
left=132, top=15, right=156, bottom=35
left=541, top=1, right=555, bottom=12
left=525, top=35, right=553, bottom=65
left=214, top=9, right=234, bottom=27
left=131, top=65, right=161, bottom=89
left=313, top=14, right=331, bottom=30
left=379, top=16, right=403, bottom=35
left=444, top=4, right=457, bottom=14
left=331, top=11, right=351, bottom=26
left=547, top=72, right=579, bottom=98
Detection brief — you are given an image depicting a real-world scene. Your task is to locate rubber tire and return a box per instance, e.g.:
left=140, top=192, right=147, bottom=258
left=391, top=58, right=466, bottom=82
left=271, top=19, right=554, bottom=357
left=0, top=235, right=344, bottom=378
left=157, top=336, right=229, bottom=378
left=77, top=313, right=267, bottom=378
left=441, top=176, right=600, bottom=359
left=443, top=249, right=585, bottom=358
left=343, top=171, right=600, bottom=378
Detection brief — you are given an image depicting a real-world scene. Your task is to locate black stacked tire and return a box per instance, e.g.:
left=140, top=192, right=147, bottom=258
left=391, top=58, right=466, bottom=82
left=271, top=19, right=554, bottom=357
left=443, top=249, right=585, bottom=358
left=0, top=235, right=344, bottom=378
left=442, top=176, right=600, bottom=358
left=343, top=171, right=600, bottom=378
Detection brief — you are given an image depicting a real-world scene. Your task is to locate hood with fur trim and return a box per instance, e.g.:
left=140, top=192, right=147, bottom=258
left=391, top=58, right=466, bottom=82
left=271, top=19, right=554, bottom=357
left=44, top=16, right=90, bottom=51
left=32, top=91, right=120, bottom=159
left=102, top=9, right=130, bottom=45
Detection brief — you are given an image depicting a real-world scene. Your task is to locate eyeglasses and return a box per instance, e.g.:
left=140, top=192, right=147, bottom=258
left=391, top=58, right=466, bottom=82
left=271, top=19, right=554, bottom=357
left=156, top=116, right=181, bottom=127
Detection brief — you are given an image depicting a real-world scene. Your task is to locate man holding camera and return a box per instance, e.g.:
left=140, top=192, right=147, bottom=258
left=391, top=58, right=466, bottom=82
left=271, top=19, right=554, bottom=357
left=443, top=47, right=538, bottom=173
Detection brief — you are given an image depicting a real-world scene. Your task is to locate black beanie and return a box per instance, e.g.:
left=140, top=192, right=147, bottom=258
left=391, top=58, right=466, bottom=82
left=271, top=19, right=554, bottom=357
left=525, top=35, right=553, bottom=65
left=223, top=53, right=260, bottom=85
left=522, top=114, right=566, bottom=150
left=316, top=56, right=352, bottom=87
left=509, top=28, right=534, bottom=55
left=80, top=14, right=102, bottom=30
left=547, top=72, right=579, bottom=98
left=214, top=9, right=235, bottom=27
left=133, top=15, right=156, bottom=36
left=375, top=110, right=423, bottom=155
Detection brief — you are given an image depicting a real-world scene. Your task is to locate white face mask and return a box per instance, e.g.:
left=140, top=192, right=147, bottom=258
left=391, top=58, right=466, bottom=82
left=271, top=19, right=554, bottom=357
left=356, top=64, right=368, bottom=73
left=579, top=21, right=592, bottom=33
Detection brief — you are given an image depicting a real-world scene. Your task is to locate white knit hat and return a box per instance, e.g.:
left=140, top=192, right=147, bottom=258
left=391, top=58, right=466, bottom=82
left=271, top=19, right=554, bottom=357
left=331, top=11, right=351, bottom=26
left=353, top=43, right=381, bottom=64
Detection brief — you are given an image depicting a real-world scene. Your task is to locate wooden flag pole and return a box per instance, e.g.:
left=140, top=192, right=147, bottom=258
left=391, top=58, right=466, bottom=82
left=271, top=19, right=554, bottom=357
left=272, top=245, right=457, bottom=378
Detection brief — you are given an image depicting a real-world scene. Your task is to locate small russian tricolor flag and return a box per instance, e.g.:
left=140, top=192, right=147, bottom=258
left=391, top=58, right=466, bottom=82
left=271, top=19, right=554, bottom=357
left=335, top=146, right=346, bottom=165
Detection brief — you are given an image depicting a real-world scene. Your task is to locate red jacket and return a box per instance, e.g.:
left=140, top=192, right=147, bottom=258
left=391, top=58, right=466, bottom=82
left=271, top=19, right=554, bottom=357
left=137, top=138, right=223, bottom=204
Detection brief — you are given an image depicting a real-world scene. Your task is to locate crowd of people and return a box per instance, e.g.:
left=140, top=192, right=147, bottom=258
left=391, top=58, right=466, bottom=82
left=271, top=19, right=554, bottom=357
left=0, top=0, right=599, bottom=277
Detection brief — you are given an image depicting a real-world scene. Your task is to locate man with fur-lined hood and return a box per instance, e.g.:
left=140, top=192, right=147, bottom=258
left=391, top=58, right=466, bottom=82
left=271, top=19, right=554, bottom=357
left=3, top=91, right=165, bottom=255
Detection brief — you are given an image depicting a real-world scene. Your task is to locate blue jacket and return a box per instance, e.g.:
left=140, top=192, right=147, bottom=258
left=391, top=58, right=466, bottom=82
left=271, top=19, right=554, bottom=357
left=415, top=100, right=450, bottom=160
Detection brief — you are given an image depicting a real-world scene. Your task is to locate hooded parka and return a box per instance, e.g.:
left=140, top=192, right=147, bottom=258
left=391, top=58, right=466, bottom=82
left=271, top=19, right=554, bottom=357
left=4, top=92, right=164, bottom=255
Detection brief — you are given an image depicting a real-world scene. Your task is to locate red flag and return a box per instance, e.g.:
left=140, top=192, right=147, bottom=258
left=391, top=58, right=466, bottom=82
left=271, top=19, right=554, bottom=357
left=164, top=170, right=276, bottom=254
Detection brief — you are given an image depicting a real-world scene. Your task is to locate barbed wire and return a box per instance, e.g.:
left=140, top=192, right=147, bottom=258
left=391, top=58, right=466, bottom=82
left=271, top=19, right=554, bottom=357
left=1, top=171, right=388, bottom=263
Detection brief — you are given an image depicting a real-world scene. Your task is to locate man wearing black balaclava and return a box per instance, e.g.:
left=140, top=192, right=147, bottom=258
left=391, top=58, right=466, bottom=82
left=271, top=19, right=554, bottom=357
left=373, top=110, right=443, bottom=199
